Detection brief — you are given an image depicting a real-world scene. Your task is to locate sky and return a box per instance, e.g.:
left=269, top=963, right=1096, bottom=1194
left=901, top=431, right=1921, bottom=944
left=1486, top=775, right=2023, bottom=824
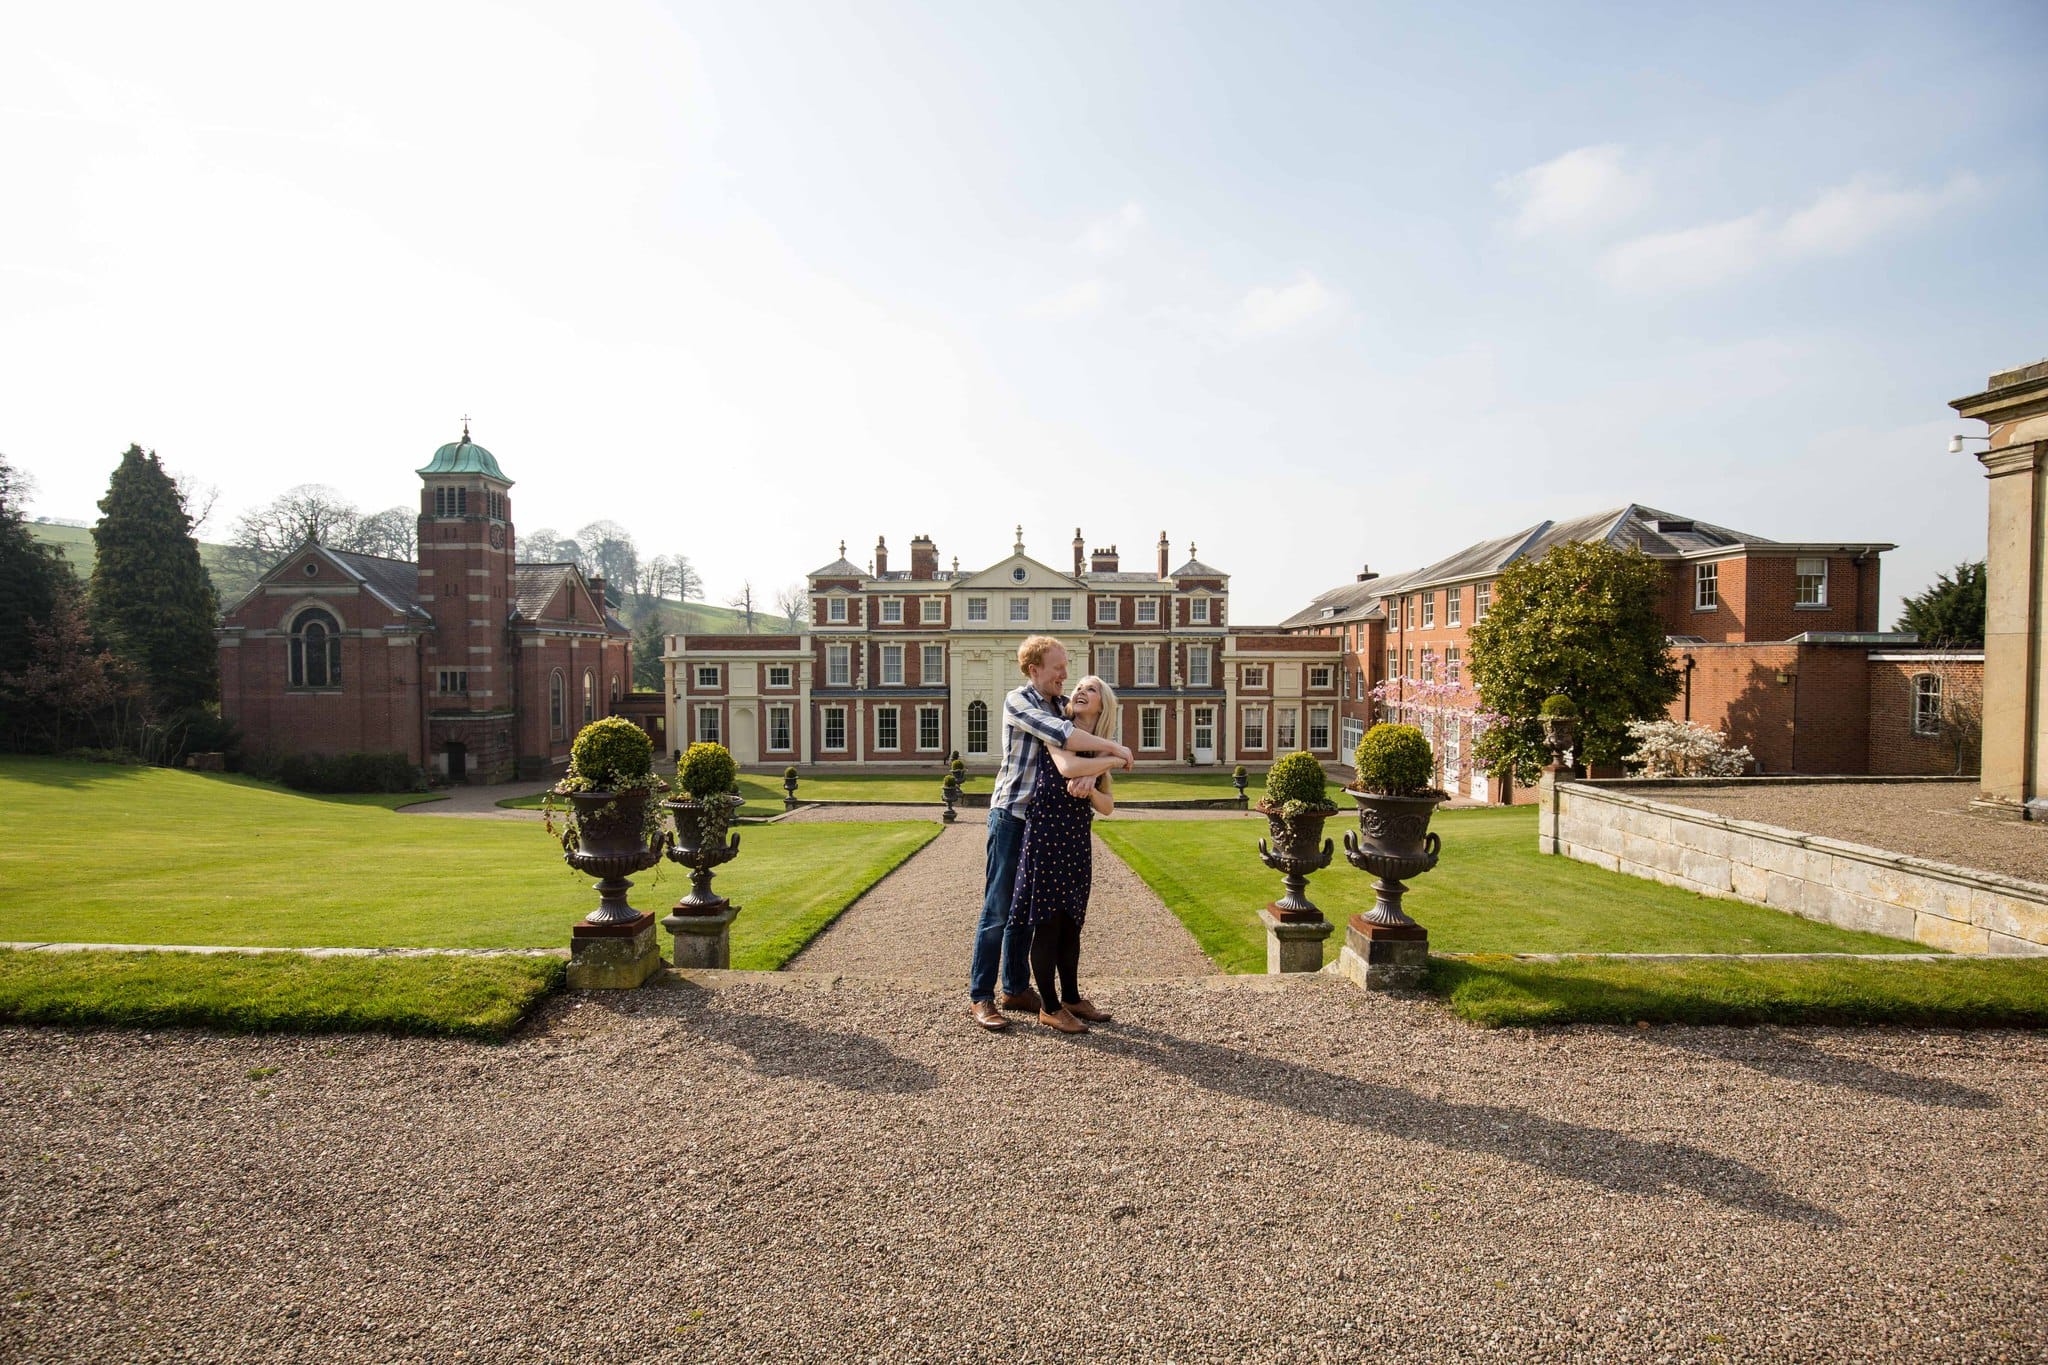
left=4, top=0, right=2045, bottom=626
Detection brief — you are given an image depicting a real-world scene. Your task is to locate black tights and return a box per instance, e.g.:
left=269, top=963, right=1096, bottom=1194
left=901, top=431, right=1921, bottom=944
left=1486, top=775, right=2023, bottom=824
left=1030, top=913, right=1082, bottom=1012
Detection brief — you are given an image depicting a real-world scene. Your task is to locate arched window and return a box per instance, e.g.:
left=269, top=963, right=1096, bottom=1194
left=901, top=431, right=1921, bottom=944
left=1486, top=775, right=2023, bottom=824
left=610, top=674, right=621, bottom=707
left=583, top=670, right=595, bottom=724
left=289, top=608, right=342, bottom=688
left=549, top=670, right=566, bottom=737
left=966, top=699, right=989, bottom=755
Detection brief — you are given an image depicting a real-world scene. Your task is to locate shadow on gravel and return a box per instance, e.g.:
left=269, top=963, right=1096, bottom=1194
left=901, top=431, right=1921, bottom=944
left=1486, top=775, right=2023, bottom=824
left=661, top=985, right=939, bottom=1096
left=1651, top=1031, right=1999, bottom=1110
left=1095, top=1022, right=1842, bottom=1228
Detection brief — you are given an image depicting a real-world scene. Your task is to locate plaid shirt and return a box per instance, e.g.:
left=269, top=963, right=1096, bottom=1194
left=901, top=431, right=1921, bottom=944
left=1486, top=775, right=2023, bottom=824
left=990, top=683, right=1073, bottom=817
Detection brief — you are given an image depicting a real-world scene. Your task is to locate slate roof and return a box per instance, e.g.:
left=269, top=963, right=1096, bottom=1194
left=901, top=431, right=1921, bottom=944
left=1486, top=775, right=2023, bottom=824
left=1169, top=558, right=1228, bottom=579
left=326, top=549, right=433, bottom=621
left=511, top=563, right=629, bottom=633
left=809, top=557, right=866, bottom=578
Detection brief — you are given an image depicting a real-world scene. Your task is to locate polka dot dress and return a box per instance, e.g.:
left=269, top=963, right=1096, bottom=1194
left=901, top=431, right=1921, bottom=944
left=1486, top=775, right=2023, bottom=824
left=1008, top=744, right=1094, bottom=929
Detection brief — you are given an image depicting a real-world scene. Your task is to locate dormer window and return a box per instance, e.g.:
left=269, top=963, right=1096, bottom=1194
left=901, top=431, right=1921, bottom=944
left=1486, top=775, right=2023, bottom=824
left=828, top=598, right=848, bottom=623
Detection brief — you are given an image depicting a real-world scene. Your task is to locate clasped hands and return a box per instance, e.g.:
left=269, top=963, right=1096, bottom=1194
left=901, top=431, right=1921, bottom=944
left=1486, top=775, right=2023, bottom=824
left=1066, top=743, right=1135, bottom=797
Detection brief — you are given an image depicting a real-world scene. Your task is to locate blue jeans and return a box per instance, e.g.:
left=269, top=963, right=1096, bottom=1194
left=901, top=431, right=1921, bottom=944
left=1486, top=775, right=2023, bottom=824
left=969, top=807, right=1034, bottom=1002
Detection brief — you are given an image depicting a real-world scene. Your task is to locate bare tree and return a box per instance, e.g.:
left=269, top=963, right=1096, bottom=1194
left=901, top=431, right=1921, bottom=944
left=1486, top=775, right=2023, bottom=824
left=353, top=507, right=418, bottom=560
left=171, top=471, right=221, bottom=536
left=670, top=553, right=704, bottom=601
left=577, top=521, right=639, bottom=594
left=728, top=580, right=757, bottom=631
left=229, top=484, right=361, bottom=571
left=518, top=526, right=561, bottom=565
left=642, top=554, right=678, bottom=601
left=1913, top=649, right=1985, bottom=776
left=774, top=582, right=808, bottom=631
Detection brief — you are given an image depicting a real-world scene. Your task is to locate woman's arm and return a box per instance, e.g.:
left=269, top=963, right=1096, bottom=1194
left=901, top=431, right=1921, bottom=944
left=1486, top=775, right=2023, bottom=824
left=1048, top=748, right=1121, bottom=780
left=1086, top=779, right=1113, bottom=817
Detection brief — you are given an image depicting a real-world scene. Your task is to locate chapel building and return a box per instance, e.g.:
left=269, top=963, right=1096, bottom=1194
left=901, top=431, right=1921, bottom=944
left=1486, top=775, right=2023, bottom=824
left=217, top=430, right=635, bottom=782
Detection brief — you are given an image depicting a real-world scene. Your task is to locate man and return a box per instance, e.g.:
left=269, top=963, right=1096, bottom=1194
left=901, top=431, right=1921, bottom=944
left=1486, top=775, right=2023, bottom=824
left=969, top=635, right=1132, bottom=1030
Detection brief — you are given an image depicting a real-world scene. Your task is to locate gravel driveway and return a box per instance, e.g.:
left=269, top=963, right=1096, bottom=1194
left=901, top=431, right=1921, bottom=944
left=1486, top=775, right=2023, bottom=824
left=3, top=975, right=2043, bottom=1363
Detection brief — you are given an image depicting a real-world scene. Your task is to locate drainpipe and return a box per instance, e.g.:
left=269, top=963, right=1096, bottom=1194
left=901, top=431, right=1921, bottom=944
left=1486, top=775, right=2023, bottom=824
left=1681, top=653, right=1696, bottom=722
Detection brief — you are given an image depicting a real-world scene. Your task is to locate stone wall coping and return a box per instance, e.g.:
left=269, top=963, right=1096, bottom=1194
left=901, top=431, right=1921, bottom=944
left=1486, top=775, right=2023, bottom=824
left=0, top=942, right=570, bottom=959
left=1556, top=778, right=2048, bottom=903
left=1441, top=951, right=1975, bottom=963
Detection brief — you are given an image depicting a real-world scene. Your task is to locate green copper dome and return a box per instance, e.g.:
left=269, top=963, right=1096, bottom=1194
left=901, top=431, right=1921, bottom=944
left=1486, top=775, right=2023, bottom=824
left=416, top=427, right=512, bottom=485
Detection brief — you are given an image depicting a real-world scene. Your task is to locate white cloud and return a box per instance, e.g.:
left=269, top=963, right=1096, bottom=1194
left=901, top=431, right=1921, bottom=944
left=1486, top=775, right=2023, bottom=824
left=1497, top=144, right=1649, bottom=238
left=1603, top=173, right=1980, bottom=293
left=1023, top=278, right=1104, bottom=320
left=1077, top=201, right=1144, bottom=256
left=1237, top=273, right=1338, bottom=336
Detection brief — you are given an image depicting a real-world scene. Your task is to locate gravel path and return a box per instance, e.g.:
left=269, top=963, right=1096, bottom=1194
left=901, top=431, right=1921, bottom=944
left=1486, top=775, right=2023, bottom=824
left=1648, top=781, right=2047, bottom=885
left=787, top=819, right=1216, bottom=982
left=3, top=976, right=2043, bottom=1363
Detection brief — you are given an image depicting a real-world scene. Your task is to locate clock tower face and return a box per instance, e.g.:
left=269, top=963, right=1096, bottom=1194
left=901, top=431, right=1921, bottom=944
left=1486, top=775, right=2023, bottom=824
left=489, top=525, right=505, bottom=549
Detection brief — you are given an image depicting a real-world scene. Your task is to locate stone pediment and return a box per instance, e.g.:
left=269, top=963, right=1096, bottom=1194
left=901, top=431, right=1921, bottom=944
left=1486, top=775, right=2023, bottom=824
left=951, top=553, right=1084, bottom=591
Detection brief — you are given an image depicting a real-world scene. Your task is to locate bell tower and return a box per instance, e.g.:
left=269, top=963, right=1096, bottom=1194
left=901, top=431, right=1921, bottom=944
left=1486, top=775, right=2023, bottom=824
left=415, top=421, right=518, bottom=780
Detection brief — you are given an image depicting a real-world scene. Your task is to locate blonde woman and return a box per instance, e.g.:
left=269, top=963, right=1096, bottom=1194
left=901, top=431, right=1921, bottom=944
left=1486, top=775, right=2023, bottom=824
left=1007, top=674, right=1121, bottom=1034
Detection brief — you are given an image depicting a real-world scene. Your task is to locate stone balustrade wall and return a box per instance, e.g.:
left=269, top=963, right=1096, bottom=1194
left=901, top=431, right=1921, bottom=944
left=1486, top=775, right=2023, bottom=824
left=1537, top=774, right=2048, bottom=955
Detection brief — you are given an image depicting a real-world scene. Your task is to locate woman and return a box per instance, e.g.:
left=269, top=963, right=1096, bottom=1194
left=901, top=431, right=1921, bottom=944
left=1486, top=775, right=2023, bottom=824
left=1008, top=674, right=1123, bottom=1034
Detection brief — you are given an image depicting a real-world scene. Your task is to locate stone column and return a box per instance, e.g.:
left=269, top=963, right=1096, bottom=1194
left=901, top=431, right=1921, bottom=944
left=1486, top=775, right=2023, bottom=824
left=1337, top=919, right=1428, bottom=992
left=1537, top=765, right=1563, bottom=854
left=1951, top=361, right=2048, bottom=821
left=664, top=907, right=740, bottom=969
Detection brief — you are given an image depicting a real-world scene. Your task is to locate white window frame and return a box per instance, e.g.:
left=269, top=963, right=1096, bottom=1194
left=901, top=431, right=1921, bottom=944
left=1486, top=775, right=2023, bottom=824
left=967, top=596, right=989, bottom=622
left=1190, top=597, right=1210, bottom=623
left=1446, top=588, right=1461, bottom=627
left=1136, top=598, right=1159, bottom=624
left=1445, top=647, right=1461, bottom=685
left=921, top=597, right=944, bottom=623
left=1095, top=647, right=1118, bottom=688
left=696, top=706, right=721, bottom=745
left=822, top=706, right=847, bottom=751
left=1139, top=706, right=1165, bottom=751
left=1276, top=706, right=1298, bottom=750
left=1475, top=582, right=1490, bottom=620
left=1796, top=557, right=1828, bottom=607
left=1309, top=706, right=1331, bottom=751
left=1050, top=597, right=1072, bottom=623
left=1445, top=719, right=1461, bottom=778
left=826, top=645, right=850, bottom=687
left=1136, top=646, right=1159, bottom=688
left=1242, top=664, right=1266, bottom=689
left=1695, top=563, right=1718, bottom=612
left=827, top=597, right=847, bottom=623
left=966, top=699, right=989, bottom=755
left=1243, top=706, right=1267, bottom=750
left=1188, top=647, right=1210, bottom=687
left=1095, top=597, right=1118, bottom=624
left=1420, top=593, right=1435, bottom=628
left=1913, top=674, right=1942, bottom=736
left=922, top=644, right=945, bottom=685
left=1009, top=596, right=1030, bottom=623
left=768, top=665, right=792, bottom=688
left=695, top=665, right=720, bottom=689
left=881, top=644, right=904, bottom=685
left=917, top=705, right=943, bottom=752
left=874, top=705, right=899, bottom=751
left=1341, top=715, right=1364, bottom=758
left=881, top=597, right=903, bottom=624
left=1308, top=665, right=1332, bottom=689
left=768, top=705, right=793, bottom=752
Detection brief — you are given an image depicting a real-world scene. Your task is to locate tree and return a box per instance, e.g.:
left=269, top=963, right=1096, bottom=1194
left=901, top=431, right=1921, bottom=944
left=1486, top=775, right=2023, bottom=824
left=673, top=554, right=704, bottom=601
left=89, top=444, right=219, bottom=717
left=352, top=506, right=418, bottom=560
left=633, top=608, right=666, bottom=692
left=1913, top=654, right=1985, bottom=776
left=518, top=526, right=562, bottom=565
left=728, top=580, right=757, bottom=631
left=2, top=590, right=141, bottom=753
left=1897, top=561, right=1986, bottom=648
left=228, top=484, right=362, bottom=571
left=577, top=521, right=639, bottom=594
left=0, top=453, right=82, bottom=747
left=775, top=582, right=808, bottom=631
left=1467, top=541, right=1679, bottom=785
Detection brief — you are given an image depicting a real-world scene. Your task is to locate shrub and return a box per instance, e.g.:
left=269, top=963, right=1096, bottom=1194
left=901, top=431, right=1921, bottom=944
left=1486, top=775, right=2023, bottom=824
left=1539, top=695, right=1577, bottom=718
left=1232, top=764, right=1248, bottom=781
left=1624, top=719, right=1753, bottom=777
left=567, top=717, right=654, bottom=788
left=1261, top=750, right=1335, bottom=815
left=782, top=765, right=798, bottom=782
left=1352, top=724, right=1437, bottom=796
left=275, top=751, right=425, bottom=794
left=677, top=742, right=739, bottom=802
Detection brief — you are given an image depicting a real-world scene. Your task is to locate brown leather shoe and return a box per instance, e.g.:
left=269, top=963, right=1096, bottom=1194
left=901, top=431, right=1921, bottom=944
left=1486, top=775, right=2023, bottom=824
left=969, top=1001, right=1009, bottom=1031
left=1038, top=1008, right=1088, bottom=1035
left=1065, top=997, right=1112, bottom=1023
left=998, top=987, right=1042, bottom=1013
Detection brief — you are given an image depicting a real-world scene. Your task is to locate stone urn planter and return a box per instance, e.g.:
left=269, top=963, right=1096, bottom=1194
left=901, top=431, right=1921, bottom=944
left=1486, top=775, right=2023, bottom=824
left=1250, top=752, right=1340, bottom=973
left=662, top=793, right=745, bottom=914
left=782, top=767, right=800, bottom=810
left=1337, top=723, right=1449, bottom=992
left=941, top=775, right=960, bottom=823
left=660, top=742, right=746, bottom=969
left=563, top=788, right=666, bottom=925
left=1256, top=803, right=1335, bottom=922
left=1340, top=790, right=1445, bottom=929
left=1538, top=697, right=1578, bottom=771
left=549, top=717, right=669, bottom=990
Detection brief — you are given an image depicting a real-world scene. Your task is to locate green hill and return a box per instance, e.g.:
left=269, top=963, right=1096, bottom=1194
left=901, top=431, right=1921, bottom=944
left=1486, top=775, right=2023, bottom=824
left=31, top=521, right=259, bottom=608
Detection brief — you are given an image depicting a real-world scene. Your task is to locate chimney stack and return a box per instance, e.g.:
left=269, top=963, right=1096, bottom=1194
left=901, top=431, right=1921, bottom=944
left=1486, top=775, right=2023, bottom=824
left=1091, top=544, right=1120, bottom=574
left=909, top=534, right=937, bottom=580
left=873, top=535, right=888, bottom=577
left=1073, top=528, right=1085, bottom=578
left=1157, top=530, right=1170, bottom=580
left=1356, top=564, right=1379, bottom=583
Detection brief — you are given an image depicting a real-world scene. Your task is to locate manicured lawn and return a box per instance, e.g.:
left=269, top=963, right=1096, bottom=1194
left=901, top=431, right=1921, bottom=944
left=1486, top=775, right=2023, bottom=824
left=1429, top=954, right=2048, bottom=1029
left=497, top=768, right=1250, bottom=810
left=0, top=757, right=937, bottom=965
left=0, top=949, right=562, bottom=1040
left=1097, top=807, right=1931, bottom=974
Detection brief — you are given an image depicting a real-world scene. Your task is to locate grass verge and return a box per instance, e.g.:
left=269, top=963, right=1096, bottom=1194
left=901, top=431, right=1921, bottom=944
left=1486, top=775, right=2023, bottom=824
left=1428, top=954, right=2048, bottom=1029
left=732, top=823, right=941, bottom=970
left=0, top=949, right=563, bottom=1040
left=1098, top=807, right=1930, bottom=974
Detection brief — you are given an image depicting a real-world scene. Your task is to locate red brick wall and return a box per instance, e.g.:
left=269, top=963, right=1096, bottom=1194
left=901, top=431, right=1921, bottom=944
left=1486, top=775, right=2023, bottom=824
left=1867, top=658, right=1982, bottom=775
left=1669, top=641, right=1875, bottom=774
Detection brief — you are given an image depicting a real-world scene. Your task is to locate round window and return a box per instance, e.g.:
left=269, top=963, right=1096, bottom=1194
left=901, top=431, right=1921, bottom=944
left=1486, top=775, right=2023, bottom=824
left=1011, top=566, right=1027, bottom=582
left=302, top=561, right=318, bottom=577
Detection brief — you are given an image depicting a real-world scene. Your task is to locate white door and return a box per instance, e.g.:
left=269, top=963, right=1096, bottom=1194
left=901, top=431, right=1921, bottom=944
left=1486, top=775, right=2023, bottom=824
left=730, top=705, right=759, bottom=765
left=1192, top=707, right=1216, bottom=764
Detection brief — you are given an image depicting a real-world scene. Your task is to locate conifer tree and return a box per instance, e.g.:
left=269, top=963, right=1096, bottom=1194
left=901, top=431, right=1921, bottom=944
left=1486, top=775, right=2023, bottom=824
left=0, top=454, right=81, bottom=747
left=89, top=444, right=219, bottom=715
left=1896, top=561, right=1986, bottom=648
left=633, top=609, right=666, bottom=692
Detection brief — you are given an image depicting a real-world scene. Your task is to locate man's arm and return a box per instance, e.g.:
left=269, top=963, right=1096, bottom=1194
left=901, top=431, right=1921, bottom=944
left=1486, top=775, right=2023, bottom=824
left=1004, top=688, right=1133, bottom=765
left=1048, top=748, right=1120, bottom=780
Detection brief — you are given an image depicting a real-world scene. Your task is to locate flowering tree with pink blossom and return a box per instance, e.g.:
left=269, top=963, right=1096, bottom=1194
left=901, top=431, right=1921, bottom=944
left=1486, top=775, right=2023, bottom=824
left=1370, top=660, right=1512, bottom=793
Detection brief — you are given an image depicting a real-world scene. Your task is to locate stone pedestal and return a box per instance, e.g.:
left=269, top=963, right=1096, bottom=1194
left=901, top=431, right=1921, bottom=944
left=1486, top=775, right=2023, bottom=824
left=662, top=906, right=741, bottom=970
left=1259, top=909, right=1334, bottom=974
left=1337, top=916, right=1429, bottom=992
left=567, top=911, right=661, bottom=990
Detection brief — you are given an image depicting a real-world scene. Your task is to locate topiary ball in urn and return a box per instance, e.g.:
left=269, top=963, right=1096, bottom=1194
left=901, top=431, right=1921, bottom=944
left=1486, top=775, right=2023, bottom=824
left=1254, top=751, right=1337, bottom=922
left=546, top=717, right=668, bottom=925
left=663, top=741, right=745, bottom=916
left=1343, top=723, right=1449, bottom=930
left=1538, top=694, right=1578, bottom=768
